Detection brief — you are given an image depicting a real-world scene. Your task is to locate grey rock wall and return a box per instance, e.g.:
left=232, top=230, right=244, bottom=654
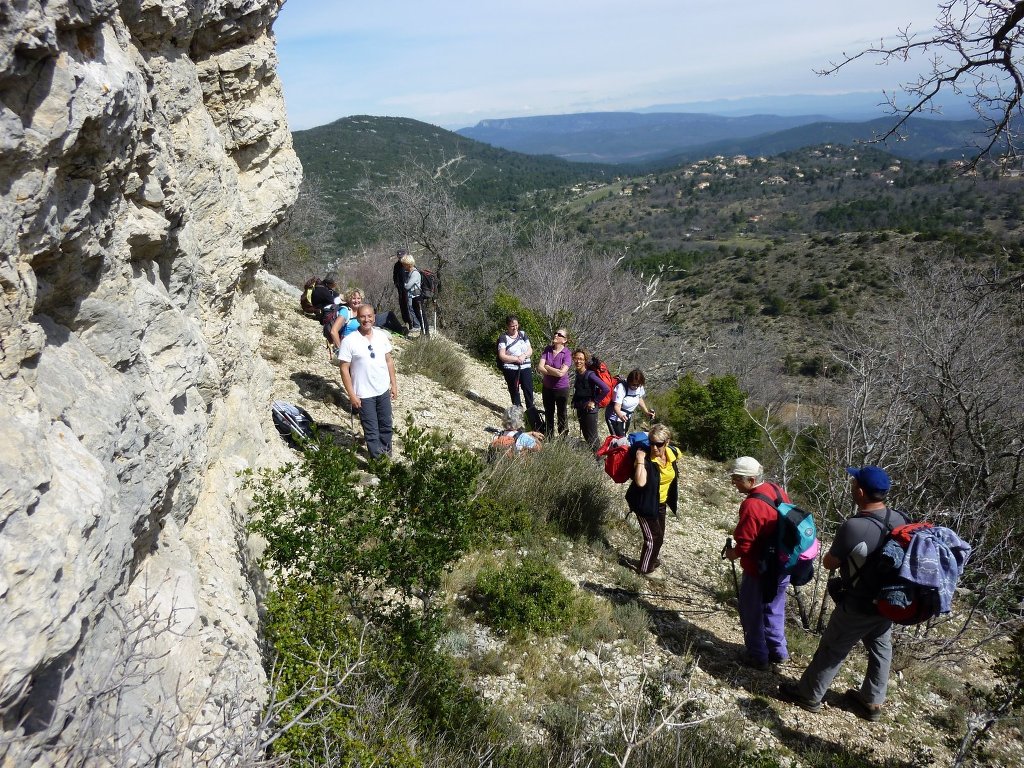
left=0, top=1, right=300, bottom=764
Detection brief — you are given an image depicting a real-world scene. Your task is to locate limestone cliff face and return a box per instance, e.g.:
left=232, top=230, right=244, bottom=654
left=0, top=1, right=300, bottom=763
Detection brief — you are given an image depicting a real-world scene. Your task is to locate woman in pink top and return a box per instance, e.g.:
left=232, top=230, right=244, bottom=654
left=537, top=327, right=572, bottom=436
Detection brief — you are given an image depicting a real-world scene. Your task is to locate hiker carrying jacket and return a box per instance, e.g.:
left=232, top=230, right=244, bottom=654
left=624, top=423, right=679, bottom=576
left=778, top=465, right=909, bottom=721
left=724, top=456, right=792, bottom=671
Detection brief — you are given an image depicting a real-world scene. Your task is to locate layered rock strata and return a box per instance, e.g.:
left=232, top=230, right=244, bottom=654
left=0, top=1, right=300, bottom=764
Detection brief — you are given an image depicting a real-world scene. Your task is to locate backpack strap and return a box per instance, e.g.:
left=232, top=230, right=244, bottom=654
left=848, top=508, right=894, bottom=588
left=749, top=482, right=784, bottom=510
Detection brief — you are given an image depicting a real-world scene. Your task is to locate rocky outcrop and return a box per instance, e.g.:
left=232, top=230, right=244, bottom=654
left=0, top=1, right=300, bottom=764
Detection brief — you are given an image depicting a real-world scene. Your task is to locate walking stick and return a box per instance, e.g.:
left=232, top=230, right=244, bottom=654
left=721, top=537, right=740, bottom=602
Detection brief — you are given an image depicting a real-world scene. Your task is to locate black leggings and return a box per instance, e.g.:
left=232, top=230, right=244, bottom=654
left=542, top=386, right=569, bottom=436
left=575, top=404, right=600, bottom=451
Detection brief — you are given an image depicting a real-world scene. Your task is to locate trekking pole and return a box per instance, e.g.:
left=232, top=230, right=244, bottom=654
left=721, top=537, right=740, bottom=601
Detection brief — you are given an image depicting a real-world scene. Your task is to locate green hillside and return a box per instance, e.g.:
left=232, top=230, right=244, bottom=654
left=292, top=116, right=619, bottom=247
left=563, top=143, right=1024, bottom=366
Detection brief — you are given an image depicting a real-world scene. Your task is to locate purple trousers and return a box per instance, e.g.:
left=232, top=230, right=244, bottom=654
left=738, top=571, right=790, bottom=664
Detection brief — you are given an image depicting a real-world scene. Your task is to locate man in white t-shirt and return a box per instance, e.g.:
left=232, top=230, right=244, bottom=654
left=337, top=304, right=398, bottom=458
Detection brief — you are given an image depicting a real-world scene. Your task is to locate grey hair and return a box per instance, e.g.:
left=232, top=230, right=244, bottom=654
left=502, top=405, right=524, bottom=430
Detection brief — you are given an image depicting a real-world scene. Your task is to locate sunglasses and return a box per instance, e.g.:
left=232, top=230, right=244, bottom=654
left=367, top=344, right=376, bottom=359
left=651, top=440, right=667, bottom=448
left=554, top=331, right=566, bottom=338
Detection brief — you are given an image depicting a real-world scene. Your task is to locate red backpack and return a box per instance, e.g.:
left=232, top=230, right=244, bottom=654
left=596, top=436, right=632, bottom=483
left=588, top=358, right=618, bottom=408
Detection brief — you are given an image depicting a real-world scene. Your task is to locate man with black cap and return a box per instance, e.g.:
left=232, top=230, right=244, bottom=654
left=393, top=249, right=412, bottom=327
left=778, top=465, right=908, bottom=721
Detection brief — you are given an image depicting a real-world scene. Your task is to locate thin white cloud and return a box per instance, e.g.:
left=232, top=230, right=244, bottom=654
left=274, top=0, right=942, bottom=130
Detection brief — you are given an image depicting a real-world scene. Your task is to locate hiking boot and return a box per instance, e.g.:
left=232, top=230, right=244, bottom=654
left=844, top=689, right=883, bottom=722
left=777, top=682, right=822, bottom=713
left=769, top=652, right=790, bottom=664
left=740, top=654, right=770, bottom=672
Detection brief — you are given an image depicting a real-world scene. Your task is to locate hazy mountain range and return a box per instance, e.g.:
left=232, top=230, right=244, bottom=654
left=455, top=92, right=987, bottom=165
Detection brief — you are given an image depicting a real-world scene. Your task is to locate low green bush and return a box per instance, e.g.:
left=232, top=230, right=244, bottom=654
left=474, top=555, right=592, bottom=636
left=477, top=438, right=617, bottom=541
left=247, top=418, right=482, bottom=635
left=657, top=373, right=759, bottom=461
left=399, top=335, right=467, bottom=392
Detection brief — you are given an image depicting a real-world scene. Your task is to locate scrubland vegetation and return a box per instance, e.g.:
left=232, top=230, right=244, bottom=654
left=251, top=133, right=1024, bottom=765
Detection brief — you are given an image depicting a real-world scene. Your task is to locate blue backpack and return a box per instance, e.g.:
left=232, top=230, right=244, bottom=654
left=751, top=483, right=819, bottom=585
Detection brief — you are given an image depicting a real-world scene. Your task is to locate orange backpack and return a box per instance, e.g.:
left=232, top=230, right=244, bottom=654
left=588, top=358, right=618, bottom=408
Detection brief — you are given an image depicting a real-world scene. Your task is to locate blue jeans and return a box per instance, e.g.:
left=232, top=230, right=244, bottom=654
left=357, top=393, right=393, bottom=458
left=738, top=571, right=790, bottom=664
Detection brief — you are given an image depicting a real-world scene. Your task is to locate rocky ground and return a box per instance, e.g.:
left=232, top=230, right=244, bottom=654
left=253, top=271, right=1018, bottom=767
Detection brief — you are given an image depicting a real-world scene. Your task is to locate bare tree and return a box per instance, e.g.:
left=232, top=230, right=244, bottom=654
left=819, top=1, right=1024, bottom=167
left=514, top=224, right=671, bottom=374
left=589, top=648, right=724, bottom=768
left=358, top=157, right=517, bottom=328
left=797, top=262, right=1024, bottom=639
left=263, top=177, right=338, bottom=286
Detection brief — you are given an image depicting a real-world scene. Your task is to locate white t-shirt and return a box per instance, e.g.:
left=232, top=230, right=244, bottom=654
left=337, top=328, right=393, bottom=398
left=498, top=331, right=531, bottom=370
left=608, top=383, right=645, bottom=422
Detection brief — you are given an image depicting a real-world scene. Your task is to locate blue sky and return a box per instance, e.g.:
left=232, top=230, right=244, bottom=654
left=274, top=1, right=943, bottom=131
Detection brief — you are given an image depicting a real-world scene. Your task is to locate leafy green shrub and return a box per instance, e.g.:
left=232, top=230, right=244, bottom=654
left=247, top=418, right=482, bottom=634
left=659, top=374, right=758, bottom=461
left=262, top=584, right=423, bottom=766
left=474, top=555, right=592, bottom=636
left=263, top=583, right=520, bottom=767
left=399, top=335, right=468, bottom=392
left=477, top=438, right=618, bottom=540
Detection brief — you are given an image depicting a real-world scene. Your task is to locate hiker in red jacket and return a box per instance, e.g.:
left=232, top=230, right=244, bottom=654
left=724, top=456, right=792, bottom=671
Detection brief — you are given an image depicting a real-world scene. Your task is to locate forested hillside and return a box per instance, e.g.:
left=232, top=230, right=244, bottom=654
left=292, top=116, right=617, bottom=247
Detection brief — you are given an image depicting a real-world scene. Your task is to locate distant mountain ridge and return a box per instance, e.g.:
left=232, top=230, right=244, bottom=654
left=457, top=110, right=992, bottom=165
left=458, top=112, right=831, bottom=163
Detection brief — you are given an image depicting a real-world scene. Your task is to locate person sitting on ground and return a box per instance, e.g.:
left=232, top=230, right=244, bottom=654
left=778, top=466, right=909, bottom=721
left=537, top=327, right=572, bottom=437
left=624, top=423, right=679, bottom=575
left=489, top=406, right=545, bottom=457
left=344, top=288, right=408, bottom=336
left=606, top=368, right=655, bottom=437
left=724, top=456, right=793, bottom=671
left=571, top=348, right=611, bottom=452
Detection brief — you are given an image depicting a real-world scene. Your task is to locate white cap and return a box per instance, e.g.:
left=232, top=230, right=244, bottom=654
left=729, top=456, right=763, bottom=478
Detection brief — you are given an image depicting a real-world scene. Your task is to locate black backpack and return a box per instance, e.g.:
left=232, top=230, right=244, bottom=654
left=419, top=268, right=439, bottom=298
left=272, top=400, right=318, bottom=449
left=321, top=304, right=351, bottom=341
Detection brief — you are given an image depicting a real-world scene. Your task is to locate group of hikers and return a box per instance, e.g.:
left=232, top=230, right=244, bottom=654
left=298, top=250, right=972, bottom=725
